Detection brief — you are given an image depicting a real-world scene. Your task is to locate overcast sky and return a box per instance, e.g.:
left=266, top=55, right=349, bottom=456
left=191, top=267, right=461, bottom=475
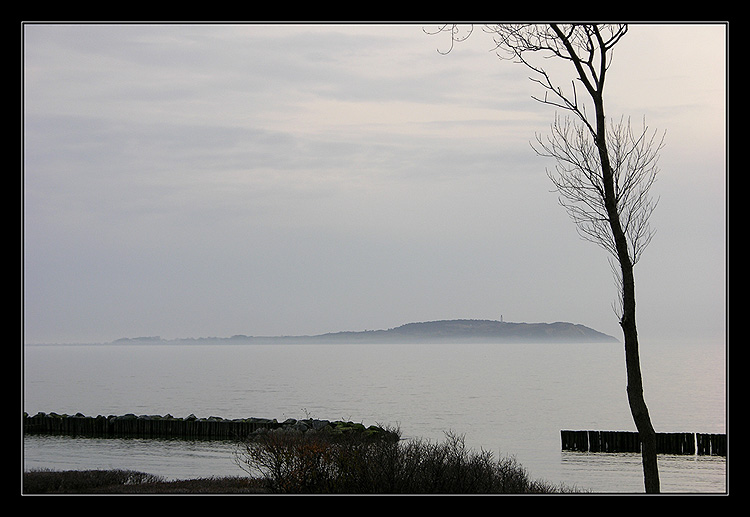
left=23, top=23, right=726, bottom=345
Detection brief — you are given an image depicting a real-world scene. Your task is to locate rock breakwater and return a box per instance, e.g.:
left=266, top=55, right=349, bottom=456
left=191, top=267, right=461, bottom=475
left=23, top=412, right=398, bottom=441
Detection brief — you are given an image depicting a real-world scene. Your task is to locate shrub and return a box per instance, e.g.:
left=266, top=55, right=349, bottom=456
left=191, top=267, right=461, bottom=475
left=235, top=428, right=566, bottom=493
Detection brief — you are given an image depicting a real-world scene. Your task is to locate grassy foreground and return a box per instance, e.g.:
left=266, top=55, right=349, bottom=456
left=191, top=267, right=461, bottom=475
left=24, top=429, right=580, bottom=494
left=23, top=470, right=269, bottom=494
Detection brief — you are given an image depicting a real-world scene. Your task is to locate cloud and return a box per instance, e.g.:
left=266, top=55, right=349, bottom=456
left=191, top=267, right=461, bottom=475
left=24, top=23, right=725, bottom=344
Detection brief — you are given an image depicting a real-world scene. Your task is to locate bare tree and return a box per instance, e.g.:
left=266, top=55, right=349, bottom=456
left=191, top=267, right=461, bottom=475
left=536, top=114, right=663, bottom=272
left=431, top=23, right=664, bottom=492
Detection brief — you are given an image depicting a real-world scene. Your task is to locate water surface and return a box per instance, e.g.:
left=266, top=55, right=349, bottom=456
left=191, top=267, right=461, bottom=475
left=23, top=339, right=726, bottom=492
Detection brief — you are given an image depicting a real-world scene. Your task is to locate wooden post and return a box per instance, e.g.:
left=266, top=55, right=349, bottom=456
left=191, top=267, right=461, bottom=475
left=560, top=430, right=724, bottom=456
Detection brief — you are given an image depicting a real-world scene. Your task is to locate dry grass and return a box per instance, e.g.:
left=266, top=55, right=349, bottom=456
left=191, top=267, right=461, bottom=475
left=23, top=469, right=268, bottom=494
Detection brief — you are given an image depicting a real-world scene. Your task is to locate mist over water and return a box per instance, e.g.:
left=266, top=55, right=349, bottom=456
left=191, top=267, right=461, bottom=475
left=23, top=339, right=725, bottom=493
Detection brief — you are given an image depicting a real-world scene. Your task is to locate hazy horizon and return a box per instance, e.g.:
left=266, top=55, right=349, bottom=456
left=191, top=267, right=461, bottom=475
left=27, top=317, right=622, bottom=345
left=24, top=23, right=726, bottom=346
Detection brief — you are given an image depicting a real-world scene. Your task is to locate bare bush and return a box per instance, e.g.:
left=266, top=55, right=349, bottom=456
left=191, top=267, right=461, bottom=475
left=235, top=428, right=570, bottom=493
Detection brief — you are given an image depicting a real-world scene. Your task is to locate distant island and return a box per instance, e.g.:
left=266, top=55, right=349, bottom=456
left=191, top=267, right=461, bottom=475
left=112, top=319, right=619, bottom=345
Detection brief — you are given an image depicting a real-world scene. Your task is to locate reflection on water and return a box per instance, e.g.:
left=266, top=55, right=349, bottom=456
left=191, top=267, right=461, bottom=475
left=560, top=451, right=726, bottom=493
left=24, top=435, right=245, bottom=481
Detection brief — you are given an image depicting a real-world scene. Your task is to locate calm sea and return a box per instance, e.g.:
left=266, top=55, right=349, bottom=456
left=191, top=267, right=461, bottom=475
left=23, top=339, right=727, bottom=493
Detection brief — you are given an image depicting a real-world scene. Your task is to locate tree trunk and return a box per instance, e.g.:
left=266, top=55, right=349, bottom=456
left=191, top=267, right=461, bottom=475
left=588, top=71, right=660, bottom=492
left=541, top=24, right=660, bottom=492
left=620, top=264, right=660, bottom=493
left=597, top=116, right=661, bottom=494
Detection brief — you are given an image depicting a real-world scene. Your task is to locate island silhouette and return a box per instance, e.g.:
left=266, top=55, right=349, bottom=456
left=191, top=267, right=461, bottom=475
left=113, top=319, right=619, bottom=345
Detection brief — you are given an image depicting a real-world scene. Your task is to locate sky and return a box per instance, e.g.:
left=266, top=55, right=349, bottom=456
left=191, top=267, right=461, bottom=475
left=23, top=23, right=726, bottom=345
